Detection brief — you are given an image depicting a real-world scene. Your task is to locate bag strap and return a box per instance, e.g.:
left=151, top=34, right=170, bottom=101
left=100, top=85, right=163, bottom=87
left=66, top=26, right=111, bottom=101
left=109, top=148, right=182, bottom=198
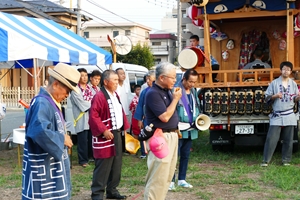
left=74, top=112, right=85, bottom=127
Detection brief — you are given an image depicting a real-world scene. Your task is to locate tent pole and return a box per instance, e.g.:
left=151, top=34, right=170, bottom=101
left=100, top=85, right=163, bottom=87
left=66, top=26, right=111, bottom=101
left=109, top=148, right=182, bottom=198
left=33, top=58, right=38, bottom=95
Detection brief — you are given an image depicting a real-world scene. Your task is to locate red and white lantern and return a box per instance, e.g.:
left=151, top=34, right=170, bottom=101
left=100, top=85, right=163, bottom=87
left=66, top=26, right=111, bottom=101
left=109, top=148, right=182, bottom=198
left=187, top=5, right=201, bottom=20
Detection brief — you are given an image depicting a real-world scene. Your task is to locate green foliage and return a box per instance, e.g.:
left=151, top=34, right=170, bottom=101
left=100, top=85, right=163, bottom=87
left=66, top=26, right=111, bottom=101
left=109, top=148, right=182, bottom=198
left=117, top=42, right=155, bottom=69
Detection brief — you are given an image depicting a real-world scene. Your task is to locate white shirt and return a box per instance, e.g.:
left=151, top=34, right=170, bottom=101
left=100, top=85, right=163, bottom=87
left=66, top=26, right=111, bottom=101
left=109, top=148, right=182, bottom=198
left=116, top=83, right=130, bottom=115
left=141, top=83, right=148, bottom=92
left=105, top=88, right=123, bottom=129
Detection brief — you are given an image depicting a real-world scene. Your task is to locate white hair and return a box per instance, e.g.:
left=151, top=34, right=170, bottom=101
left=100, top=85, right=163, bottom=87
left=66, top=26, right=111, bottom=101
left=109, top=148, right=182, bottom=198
left=155, top=62, right=176, bottom=79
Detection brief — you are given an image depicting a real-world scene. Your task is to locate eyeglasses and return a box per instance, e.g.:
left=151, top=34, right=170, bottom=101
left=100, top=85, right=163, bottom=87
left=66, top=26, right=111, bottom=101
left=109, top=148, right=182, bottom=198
left=282, top=68, right=291, bottom=72
left=163, top=75, right=176, bottom=80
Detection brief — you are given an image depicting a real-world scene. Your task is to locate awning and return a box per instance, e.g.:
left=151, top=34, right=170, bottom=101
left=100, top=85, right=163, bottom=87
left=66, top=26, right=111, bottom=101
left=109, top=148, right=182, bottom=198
left=0, top=11, right=112, bottom=65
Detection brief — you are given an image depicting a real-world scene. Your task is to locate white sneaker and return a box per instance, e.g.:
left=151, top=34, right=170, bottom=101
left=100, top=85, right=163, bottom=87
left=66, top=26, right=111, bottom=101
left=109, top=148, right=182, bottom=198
left=260, top=162, right=268, bottom=167
left=178, top=180, right=193, bottom=188
left=168, top=182, right=176, bottom=191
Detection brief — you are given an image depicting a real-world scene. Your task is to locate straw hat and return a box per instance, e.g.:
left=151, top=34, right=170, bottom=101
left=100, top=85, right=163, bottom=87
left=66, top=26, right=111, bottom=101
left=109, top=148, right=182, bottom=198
left=48, top=63, right=80, bottom=93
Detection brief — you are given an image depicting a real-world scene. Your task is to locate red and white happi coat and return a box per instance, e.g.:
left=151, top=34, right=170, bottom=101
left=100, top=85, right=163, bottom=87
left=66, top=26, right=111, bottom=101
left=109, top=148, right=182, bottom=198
left=89, top=88, right=129, bottom=159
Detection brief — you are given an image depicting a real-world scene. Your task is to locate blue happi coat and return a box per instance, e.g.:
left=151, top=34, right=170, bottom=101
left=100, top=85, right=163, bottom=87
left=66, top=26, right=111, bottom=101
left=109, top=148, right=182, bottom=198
left=177, top=82, right=201, bottom=140
left=22, top=87, right=71, bottom=200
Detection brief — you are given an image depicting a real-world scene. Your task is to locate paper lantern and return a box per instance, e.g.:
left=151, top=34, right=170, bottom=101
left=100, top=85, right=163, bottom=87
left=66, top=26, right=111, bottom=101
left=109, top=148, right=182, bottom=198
left=187, top=5, right=201, bottom=20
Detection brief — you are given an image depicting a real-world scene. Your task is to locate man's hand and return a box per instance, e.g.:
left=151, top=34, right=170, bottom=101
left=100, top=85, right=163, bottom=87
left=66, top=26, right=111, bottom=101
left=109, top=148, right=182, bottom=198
left=64, top=134, right=73, bottom=148
left=138, top=120, right=143, bottom=129
left=295, top=93, right=300, bottom=102
left=103, top=130, right=114, bottom=140
left=173, top=87, right=182, bottom=100
left=275, top=92, right=283, bottom=99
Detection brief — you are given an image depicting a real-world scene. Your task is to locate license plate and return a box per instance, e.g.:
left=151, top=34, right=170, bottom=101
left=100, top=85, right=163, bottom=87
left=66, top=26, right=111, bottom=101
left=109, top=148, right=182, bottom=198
left=235, top=125, right=254, bottom=134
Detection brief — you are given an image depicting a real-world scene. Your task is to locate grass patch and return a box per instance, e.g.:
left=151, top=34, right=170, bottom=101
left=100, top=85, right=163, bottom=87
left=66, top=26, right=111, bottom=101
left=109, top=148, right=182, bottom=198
left=1, top=130, right=300, bottom=199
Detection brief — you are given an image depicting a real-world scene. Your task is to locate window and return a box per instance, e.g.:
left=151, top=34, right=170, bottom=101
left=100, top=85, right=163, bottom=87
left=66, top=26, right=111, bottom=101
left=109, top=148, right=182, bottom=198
left=83, top=32, right=89, bottom=38
left=145, top=31, right=149, bottom=39
left=113, top=31, right=119, bottom=37
left=128, top=73, right=147, bottom=93
left=152, top=42, right=161, bottom=46
left=125, top=30, right=131, bottom=36
left=154, top=58, right=161, bottom=65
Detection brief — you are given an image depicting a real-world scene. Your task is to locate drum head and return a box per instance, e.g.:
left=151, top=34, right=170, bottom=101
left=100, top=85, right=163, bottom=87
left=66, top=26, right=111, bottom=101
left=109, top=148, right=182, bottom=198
left=178, top=49, right=198, bottom=69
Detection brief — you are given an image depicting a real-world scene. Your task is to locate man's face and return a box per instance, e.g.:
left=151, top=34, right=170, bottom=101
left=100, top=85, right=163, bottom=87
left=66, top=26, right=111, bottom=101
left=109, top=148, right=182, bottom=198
left=161, top=68, right=176, bottom=90
left=147, top=75, right=155, bottom=87
left=90, top=75, right=101, bottom=87
left=79, top=72, right=88, bottom=84
left=135, top=87, right=141, bottom=97
left=117, top=69, right=126, bottom=82
left=52, top=81, right=71, bottom=103
left=190, top=38, right=199, bottom=47
left=104, top=73, right=119, bottom=92
left=182, top=75, right=198, bottom=90
left=281, top=66, right=292, bottom=78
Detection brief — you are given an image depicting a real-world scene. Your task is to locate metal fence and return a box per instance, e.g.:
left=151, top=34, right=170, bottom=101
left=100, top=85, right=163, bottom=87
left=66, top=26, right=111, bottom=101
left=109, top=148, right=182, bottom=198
left=0, top=86, right=67, bottom=108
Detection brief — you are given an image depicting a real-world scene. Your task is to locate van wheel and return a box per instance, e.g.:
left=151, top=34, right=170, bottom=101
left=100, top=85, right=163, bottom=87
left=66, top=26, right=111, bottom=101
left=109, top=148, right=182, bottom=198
left=293, top=143, right=299, bottom=153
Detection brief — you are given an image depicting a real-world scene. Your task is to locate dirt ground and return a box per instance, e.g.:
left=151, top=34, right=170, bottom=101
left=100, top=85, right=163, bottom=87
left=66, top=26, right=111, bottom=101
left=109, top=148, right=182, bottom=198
left=0, top=146, right=289, bottom=200
left=0, top=147, right=201, bottom=200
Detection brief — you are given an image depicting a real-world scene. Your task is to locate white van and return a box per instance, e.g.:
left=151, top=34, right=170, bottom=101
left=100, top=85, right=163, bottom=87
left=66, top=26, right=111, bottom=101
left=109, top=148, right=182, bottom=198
left=64, top=63, right=149, bottom=134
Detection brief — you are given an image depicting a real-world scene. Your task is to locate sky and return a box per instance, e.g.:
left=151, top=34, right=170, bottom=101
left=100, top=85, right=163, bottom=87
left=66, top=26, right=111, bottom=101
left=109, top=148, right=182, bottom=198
left=53, top=0, right=177, bottom=31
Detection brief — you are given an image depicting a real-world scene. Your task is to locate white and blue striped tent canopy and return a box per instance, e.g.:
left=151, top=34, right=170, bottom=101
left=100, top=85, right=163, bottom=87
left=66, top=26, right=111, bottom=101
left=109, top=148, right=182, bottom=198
left=0, top=12, right=112, bottom=66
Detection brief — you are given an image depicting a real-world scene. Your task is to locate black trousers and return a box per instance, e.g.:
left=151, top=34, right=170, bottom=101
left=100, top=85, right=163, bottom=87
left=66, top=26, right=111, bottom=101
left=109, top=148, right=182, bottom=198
left=91, top=130, right=123, bottom=200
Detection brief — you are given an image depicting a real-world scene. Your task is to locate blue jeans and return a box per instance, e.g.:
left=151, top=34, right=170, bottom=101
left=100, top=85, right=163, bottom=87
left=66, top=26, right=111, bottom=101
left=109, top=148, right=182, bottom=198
left=140, top=140, right=146, bottom=156
left=173, top=138, right=192, bottom=181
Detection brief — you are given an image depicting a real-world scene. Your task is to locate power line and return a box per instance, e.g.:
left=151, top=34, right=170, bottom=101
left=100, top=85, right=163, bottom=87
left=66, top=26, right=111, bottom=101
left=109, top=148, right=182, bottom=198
left=85, top=0, right=165, bottom=31
left=141, top=0, right=177, bottom=9
left=81, top=9, right=151, bottom=40
left=86, top=0, right=137, bottom=24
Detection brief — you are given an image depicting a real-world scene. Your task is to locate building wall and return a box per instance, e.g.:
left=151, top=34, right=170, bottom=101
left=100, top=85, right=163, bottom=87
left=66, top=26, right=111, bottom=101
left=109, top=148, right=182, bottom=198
left=150, top=34, right=177, bottom=65
left=181, top=3, right=204, bottom=48
left=84, top=24, right=151, bottom=48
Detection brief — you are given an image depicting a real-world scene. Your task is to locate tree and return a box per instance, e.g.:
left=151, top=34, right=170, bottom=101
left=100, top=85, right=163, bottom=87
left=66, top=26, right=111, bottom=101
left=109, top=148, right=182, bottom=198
left=116, top=42, right=155, bottom=70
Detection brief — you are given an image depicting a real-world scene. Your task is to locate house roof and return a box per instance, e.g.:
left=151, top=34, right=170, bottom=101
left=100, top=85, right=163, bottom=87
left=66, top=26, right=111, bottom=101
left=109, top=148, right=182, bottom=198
left=0, top=0, right=91, bottom=26
left=150, top=33, right=177, bottom=40
left=86, top=22, right=152, bottom=31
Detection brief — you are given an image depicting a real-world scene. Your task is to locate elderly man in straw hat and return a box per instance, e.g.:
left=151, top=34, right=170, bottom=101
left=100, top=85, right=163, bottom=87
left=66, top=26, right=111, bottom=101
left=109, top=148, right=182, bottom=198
left=22, top=63, right=80, bottom=200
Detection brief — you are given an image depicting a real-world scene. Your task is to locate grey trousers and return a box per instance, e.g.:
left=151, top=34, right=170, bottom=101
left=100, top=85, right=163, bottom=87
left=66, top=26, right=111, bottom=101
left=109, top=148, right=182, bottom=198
left=263, top=126, right=294, bottom=163
left=91, top=130, right=123, bottom=200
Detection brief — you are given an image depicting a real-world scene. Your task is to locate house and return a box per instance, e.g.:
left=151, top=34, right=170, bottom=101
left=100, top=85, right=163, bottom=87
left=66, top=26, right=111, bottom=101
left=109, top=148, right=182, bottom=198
left=83, top=22, right=151, bottom=48
left=150, top=32, right=177, bottom=65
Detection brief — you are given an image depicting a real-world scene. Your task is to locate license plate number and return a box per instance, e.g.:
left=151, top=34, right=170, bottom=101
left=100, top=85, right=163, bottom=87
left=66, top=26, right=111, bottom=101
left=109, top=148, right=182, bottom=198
left=235, top=125, right=254, bottom=134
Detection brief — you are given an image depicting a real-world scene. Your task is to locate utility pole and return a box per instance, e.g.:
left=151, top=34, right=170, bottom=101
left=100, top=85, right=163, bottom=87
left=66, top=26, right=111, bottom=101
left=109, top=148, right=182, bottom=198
left=177, top=0, right=182, bottom=53
left=77, top=0, right=81, bottom=36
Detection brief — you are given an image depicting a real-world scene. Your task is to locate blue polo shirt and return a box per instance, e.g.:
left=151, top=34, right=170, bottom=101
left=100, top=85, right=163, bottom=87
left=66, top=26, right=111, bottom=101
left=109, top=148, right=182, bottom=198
left=145, top=83, right=179, bottom=129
